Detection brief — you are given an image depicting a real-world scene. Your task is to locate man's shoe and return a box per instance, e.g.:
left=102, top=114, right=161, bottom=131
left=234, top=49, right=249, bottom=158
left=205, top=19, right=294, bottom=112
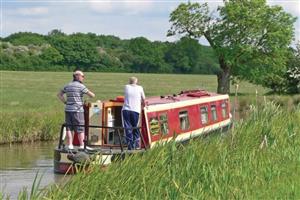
left=87, top=146, right=94, bottom=150
left=64, top=145, right=74, bottom=151
left=79, top=146, right=94, bottom=150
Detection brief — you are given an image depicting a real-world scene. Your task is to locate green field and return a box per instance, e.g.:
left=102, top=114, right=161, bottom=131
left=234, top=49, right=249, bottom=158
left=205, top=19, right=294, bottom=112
left=0, top=70, right=298, bottom=144
left=1, top=71, right=268, bottom=112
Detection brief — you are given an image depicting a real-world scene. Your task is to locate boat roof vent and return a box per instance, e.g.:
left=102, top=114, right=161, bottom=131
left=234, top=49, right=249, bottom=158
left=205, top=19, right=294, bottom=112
left=180, top=90, right=210, bottom=97
left=110, top=96, right=124, bottom=102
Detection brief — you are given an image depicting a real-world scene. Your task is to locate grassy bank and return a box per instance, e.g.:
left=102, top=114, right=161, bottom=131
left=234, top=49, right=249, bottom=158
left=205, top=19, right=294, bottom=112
left=1, top=70, right=299, bottom=144
left=31, top=102, right=300, bottom=199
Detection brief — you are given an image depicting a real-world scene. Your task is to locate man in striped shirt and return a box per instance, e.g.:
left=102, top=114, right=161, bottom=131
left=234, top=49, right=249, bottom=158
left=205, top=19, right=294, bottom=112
left=57, top=70, right=95, bottom=150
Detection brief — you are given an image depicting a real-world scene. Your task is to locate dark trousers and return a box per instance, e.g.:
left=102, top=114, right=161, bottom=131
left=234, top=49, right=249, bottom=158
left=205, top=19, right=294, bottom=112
left=122, top=110, right=140, bottom=150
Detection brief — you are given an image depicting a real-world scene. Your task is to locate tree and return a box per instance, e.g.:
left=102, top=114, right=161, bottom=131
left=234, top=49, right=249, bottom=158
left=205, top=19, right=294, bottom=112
left=48, top=29, right=66, bottom=37
left=40, top=46, right=63, bottom=65
left=165, top=37, right=219, bottom=74
left=128, top=37, right=170, bottom=73
left=168, top=0, right=296, bottom=94
left=284, top=42, right=300, bottom=93
left=48, top=33, right=99, bottom=69
left=4, top=32, right=47, bottom=46
left=261, top=43, right=300, bottom=93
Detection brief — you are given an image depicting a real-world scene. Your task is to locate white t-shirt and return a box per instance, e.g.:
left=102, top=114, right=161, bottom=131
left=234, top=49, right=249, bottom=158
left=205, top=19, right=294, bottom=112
left=122, top=84, right=145, bottom=113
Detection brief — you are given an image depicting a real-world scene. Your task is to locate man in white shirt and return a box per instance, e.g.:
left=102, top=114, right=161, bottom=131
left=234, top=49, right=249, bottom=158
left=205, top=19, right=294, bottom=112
left=122, top=77, right=145, bottom=150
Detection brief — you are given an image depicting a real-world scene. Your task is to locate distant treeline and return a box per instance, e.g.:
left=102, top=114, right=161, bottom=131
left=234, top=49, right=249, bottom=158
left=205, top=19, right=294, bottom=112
left=0, top=30, right=220, bottom=74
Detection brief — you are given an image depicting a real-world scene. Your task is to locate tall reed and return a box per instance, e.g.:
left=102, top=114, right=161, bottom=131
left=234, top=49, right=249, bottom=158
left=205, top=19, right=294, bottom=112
left=40, top=101, right=300, bottom=199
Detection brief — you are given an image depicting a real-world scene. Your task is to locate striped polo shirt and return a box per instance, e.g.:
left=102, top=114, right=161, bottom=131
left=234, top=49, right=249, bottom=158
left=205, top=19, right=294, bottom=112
left=61, top=81, right=89, bottom=112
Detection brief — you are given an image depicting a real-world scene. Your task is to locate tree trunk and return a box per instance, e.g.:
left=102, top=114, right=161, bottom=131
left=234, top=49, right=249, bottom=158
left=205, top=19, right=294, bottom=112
left=217, top=57, right=231, bottom=94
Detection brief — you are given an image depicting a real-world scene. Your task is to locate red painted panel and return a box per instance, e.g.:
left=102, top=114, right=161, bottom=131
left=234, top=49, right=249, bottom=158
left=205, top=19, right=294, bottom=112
left=145, top=97, right=231, bottom=144
left=55, top=163, right=75, bottom=174
left=167, top=108, right=179, bottom=137
left=187, top=105, right=201, bottom=130
left=206, top=100, right=230, bottom=126
left=147, top=109, right=178, bottom=142
left=73, top=132, right=80, bottom=146
left=166, top=105, right=198, bottom=137
left=141, top=111, right=149, bottom=148
left=215, top=101, right=222, bottom=123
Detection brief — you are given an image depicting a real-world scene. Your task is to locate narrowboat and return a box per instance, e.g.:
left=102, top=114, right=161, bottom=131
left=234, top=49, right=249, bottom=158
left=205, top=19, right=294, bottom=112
left=54, top=89, right=232, bottom=174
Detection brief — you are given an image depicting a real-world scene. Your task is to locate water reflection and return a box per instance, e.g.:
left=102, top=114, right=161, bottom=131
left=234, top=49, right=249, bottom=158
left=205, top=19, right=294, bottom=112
left=0, top=142, right=64, bottom=200
left=0, top=142, right=55, bottom=169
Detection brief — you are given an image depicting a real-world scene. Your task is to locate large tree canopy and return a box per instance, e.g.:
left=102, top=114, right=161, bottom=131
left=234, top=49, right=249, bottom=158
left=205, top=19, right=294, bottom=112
left=168, top=0, right=297, bottom=94
left=1, top=31, right=219, bottom=73
left=48, top=33, right=99, bottom=69
left=165, top=37, right=219, bottom=74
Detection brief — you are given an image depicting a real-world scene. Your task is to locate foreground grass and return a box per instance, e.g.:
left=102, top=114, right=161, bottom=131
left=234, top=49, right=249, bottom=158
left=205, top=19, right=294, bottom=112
left=32, top=102, right=300, bottom=199
left=1, top=71, right=269, bottom=144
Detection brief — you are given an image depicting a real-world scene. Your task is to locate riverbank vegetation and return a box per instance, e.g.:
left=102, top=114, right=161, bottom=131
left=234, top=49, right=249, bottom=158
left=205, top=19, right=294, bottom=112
left=28, top=101, right=300, bottom=199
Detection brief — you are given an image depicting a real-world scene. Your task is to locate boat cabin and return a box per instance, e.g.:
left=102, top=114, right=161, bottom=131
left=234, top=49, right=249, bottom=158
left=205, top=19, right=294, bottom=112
left=83, top=89, right=231, bottom=149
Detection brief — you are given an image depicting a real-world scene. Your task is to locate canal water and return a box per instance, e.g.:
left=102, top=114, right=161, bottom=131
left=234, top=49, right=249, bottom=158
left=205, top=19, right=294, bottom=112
left=0, top=142, right=65, bottom=199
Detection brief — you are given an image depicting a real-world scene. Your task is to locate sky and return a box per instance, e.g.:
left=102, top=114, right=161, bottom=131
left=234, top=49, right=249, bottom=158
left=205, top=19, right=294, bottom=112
left=1, top=0, right=300, bottom=46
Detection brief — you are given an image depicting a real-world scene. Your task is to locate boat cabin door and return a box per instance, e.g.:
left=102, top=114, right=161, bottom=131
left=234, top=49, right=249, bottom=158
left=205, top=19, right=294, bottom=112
left=88, top=101, right=103, bottom=145
left=103, top=102, right=124, bottom=145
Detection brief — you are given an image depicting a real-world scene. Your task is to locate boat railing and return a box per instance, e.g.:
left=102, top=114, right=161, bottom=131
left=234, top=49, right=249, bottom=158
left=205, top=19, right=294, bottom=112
left=58, top=124, right=147, bottom=153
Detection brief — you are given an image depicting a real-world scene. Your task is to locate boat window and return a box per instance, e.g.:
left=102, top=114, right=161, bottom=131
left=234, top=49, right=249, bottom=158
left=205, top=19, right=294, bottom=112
left=200, top=106, right=208, bottom=124
left=179, top=111, right=190, bottom=130
left=221, top=102, right=227, bottom=118
left=149, top=117, right=159, bottom=135
left=159, top=114, right=169, bottom=135
left=211, top=105, right=217, bottom=121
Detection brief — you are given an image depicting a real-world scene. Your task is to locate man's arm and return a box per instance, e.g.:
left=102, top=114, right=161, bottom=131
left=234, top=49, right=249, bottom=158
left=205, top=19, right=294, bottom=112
left=57, top=91, right=66, bottom=104
left=86, top=90, right=95, bottom=98
left=141, top=88, right=146, bottom=106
